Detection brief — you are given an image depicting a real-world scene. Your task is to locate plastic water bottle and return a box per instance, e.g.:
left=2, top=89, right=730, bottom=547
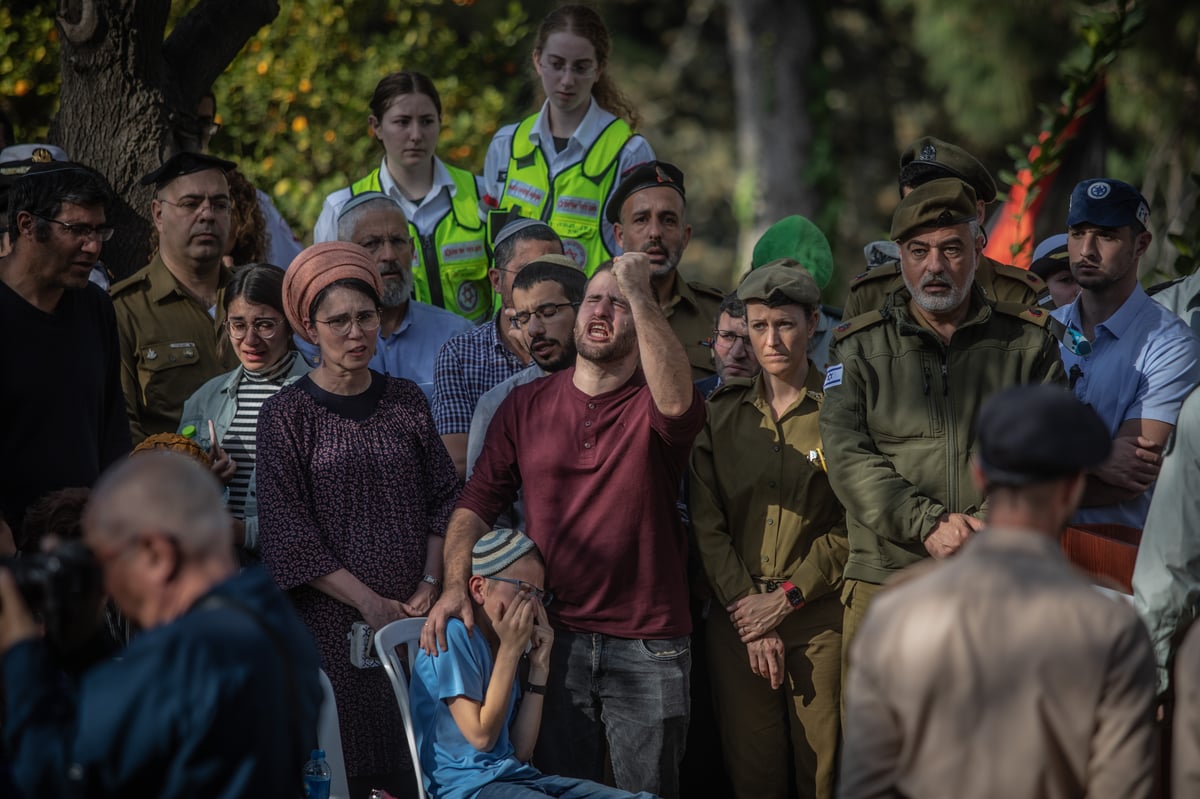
left=302, top=749, right=331, bottom=799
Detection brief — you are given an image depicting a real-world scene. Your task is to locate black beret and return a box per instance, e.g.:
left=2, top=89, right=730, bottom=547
left=140, top=152, right=236, bottom=189
left=605, top=160, right=685, bottom=224
left=900, top=136, right=997, bottom=204
left=976, top=384, right=1111, bottom=486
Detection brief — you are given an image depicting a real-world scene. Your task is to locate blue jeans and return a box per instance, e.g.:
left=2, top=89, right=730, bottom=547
left=532, top=631, right=690, bottom=799
left=476, top=774, right=658, bottom=798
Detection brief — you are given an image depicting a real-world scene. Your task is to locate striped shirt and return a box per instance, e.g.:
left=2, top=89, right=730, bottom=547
left=222, top=352, right=298, bottom=517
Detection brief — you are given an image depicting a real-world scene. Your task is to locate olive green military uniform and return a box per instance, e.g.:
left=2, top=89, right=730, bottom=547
left=690, top=368, right=847, bottom=799
left=663, top=274, right=723, bottom=381
left=111, top=255, right=239, bottom=444
left=842, top=254, right=1049, bottom=318
left=818, top=287, right=1065, bottom=663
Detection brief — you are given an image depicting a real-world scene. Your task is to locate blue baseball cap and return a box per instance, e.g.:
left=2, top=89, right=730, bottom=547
left=1067, top=179, right=1150, bottom=229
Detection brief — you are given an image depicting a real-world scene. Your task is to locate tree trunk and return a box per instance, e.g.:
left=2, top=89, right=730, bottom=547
left=51, top=0, right=279, bottom=279
left=725, top=0, right=818, bottom=269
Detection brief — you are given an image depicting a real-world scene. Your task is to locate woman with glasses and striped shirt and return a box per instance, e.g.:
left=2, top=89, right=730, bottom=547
left=178, top=263, right=308, bottom=558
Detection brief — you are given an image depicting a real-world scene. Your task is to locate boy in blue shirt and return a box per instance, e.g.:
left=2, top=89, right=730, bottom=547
left=411, top=528, right=656, bottom=799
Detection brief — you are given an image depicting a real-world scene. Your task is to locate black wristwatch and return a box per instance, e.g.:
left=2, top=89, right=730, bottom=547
left=525, top=682, right=546, bottom=695
left=781, top=580, right=805, bottom=610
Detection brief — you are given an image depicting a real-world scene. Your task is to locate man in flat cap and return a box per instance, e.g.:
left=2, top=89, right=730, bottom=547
left=609, top=160, right=723, bottom=381
left=819, top=178, right=1064, bottom=666
left=0, top=162, right=130, bottom=547
left=431, top=212, right=563, bottom=478
left=689, top=262, right=848, bottom=799
left=1050, top=178, right=1200, bottom=529
left=111, top=152, right=241, bottom=444
left=840, top=384, right=1157, bottom=799
left=844, top=136, right=1048, bottom=318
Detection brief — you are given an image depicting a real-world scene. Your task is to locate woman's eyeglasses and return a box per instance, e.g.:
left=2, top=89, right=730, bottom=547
left=226, top=317, right=283, bottom=340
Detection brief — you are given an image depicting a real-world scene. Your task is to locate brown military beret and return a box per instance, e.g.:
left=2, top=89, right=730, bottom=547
left=736, top=261, right=821, bottom=307
left=890, top=178, right=978, bottom=242
left=900, top=136, right=997, bottom=204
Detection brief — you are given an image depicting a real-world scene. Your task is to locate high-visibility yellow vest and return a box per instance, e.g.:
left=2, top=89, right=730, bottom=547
left=498, top=113, right=633, bottom=276
left=350, top=165, right=491, bottom=324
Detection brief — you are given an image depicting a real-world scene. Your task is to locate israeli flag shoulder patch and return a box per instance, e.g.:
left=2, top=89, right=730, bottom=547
left=823, top=364, right=844, bottom=391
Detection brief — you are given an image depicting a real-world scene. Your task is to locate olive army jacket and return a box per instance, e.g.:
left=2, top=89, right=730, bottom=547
left=819, top=286, right=1065, bottom=585
left=111, top=255, right=239, bottom=445
left=689, top=367, right=849, bottom=607
left=842, top=254, right=1048, bottom=318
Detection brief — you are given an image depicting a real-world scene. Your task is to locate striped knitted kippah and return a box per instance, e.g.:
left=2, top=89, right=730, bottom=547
left=473, top=528, right=536, bottom=577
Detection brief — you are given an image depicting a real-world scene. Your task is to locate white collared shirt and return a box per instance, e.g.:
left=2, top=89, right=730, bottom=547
left=481, top=98, right=654, bottom=256
left=312, top=156, right=483, bottom=244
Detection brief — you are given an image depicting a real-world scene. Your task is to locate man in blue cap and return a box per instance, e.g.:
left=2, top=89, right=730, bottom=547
left=842, top=384, right=1157, bottom=799
left=1049, top=178, right=1200, bottom=529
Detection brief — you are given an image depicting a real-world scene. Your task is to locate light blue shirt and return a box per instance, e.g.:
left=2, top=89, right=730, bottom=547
left=296, top=301, right=471, bottom=399
left=1052, top=284, right=1200, bottom=527
left=410, top=620, right=539, bottom=799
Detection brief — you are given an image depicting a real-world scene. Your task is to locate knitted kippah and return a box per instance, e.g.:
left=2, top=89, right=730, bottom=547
left=473, top=528, right=536, bottom=577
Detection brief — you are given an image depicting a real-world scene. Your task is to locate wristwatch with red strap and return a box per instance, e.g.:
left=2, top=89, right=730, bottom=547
left=780, top=580, right=805, bottom=610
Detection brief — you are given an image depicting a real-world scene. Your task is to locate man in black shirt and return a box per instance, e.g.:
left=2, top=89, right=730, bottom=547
left=0, top=162, right=130, bottom=547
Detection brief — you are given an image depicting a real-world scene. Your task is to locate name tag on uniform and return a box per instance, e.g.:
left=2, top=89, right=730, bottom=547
left=440, top=241, right=486, bottom=264
left=506, top=180, right=545, bottom=207
left=823, top=364, right=843, bottom=390
left=555, top=195, right=600, bottom=218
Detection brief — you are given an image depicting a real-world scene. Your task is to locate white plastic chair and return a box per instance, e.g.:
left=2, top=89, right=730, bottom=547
left=374, top=617, right=429, bottom=799
left=316, top=668, right=351, bottom=799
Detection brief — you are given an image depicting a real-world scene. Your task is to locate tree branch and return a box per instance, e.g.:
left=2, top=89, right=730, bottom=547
left=162, top=0, right=280, bottom=105
left=57, top=0, right=100, bottom=47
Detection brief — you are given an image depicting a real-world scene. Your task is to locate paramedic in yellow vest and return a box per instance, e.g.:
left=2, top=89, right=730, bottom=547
left=481, top=5, right=654, bottom=275
left=314, top=71, right=492, bottom=324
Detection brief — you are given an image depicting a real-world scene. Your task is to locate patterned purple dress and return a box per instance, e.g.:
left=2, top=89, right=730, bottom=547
left=257, top=374, right=459, bottom=778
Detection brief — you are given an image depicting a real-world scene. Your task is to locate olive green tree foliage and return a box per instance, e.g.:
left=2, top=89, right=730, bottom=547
left=879, top=0, right=1200, bottom=281
left=211, top=0, right=532, bottom=243
left=0, top=0, right=532, bottom=274
left=995, top=1, right=1145, bottom=263
left=0, top=6, right=59, bottom=141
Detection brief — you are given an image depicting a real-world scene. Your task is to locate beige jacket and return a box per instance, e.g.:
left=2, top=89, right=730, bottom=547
left=840, top=527, right=1157, bottom=799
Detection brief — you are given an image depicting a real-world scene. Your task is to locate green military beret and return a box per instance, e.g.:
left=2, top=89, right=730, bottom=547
left=899, top=136, right=997, bottom=204
left=736, top=260, right=821, bottom=307
left=750, top=215, right=833, bottom=290
left=890, top=178, right=977, bottom=242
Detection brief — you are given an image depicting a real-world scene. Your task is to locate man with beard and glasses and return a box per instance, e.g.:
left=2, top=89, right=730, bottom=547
left=466, top=254, right=587, bottom=483
left=609, top=160, right=723, bottom=381
left=113, top=153, right=242, bottom=444
left=296, top=192, right=470, bottom=399
left=433, top=215, right=564, bottom=478
left=423, top=252, right=705, bottom=799
left=1049, top=179, right=1200, bottom=529
left=819, top=178, right=1065, bottom=673
left=465, top=255, right=586, bottom=532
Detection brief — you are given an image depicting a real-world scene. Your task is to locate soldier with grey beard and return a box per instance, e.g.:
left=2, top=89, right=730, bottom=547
left=295, top=191, right=471, bottom=399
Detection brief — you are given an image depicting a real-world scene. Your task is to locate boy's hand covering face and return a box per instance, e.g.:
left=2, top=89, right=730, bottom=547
left=494, top=589, right=536, bottom=652
left=528, top=602, right=554, bottom=671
